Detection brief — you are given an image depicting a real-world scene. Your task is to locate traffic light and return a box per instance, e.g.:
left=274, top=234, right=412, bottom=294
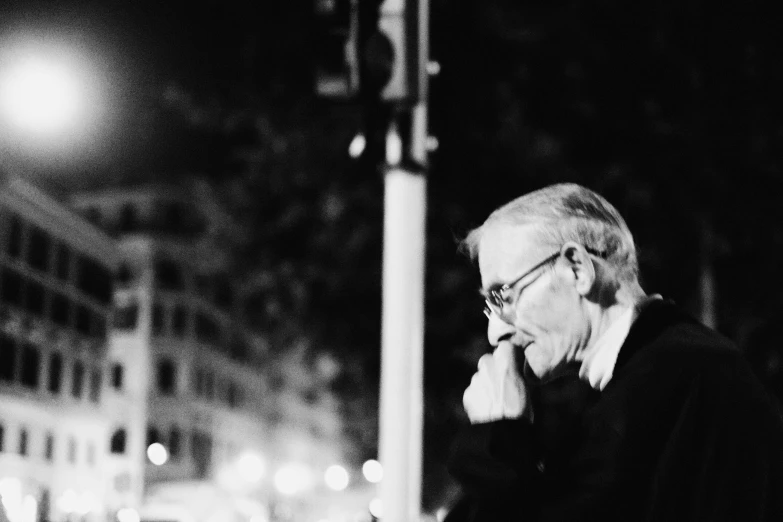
left=371, top=0, right=421, bottom=103
left=314, top=0, right=422, bottom=104
left=313, top=0, right=360, bottom=98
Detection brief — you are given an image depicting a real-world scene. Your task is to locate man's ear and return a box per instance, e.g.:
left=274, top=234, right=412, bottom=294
left=561, top=242, right=595, bottom=296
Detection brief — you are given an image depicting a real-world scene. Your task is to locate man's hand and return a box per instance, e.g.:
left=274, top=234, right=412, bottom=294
left=463, top=342, right=531, bottom=423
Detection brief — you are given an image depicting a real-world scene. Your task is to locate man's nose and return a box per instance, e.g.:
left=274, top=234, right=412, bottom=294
left=487, top=311, right=516, bottom=347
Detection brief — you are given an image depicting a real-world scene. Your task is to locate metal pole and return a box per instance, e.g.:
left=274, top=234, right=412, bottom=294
left=378, top=0, right=429, bottom=518
left=379, top=161, right=426, bottom=522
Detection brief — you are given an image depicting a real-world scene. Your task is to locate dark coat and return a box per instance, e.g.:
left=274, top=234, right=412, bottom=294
left=446, top=300, right=783, bottom=522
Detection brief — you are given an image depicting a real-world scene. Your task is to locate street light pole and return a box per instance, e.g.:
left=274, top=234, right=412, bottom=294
left=378, top=0, right=429, bottom=519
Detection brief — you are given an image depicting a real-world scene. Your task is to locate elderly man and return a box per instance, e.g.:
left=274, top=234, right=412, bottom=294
left=447, top=183, right=783, bottom=522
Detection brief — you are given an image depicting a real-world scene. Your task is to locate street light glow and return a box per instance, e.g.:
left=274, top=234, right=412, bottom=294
left=238, top=452, right=266, bottom=483
left=362, top=459, right=383, bottom=483
left=324, top=465, right=349, bottom=491
left=0, top=56, right=82, bottom=134
left=116, top=508, right=140, bottom=522
left=369, top=498, right=383, bottom=519
left=274, top=463, right=313, bottom=496
left=0, top=36, right=107, bottom=160
left=348, top=133, right=366, bottom=158
left=147, top=443, right=168, bottom=465
left=76, top=492, right=96, bottom=515
left=57, top=490, right=78, bottom=514
left=385, top=123, right=403, bottom=165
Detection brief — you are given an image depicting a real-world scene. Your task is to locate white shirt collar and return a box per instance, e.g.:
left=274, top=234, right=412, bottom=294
left=578, top=305, right=636, bottom=391
left=578, top=295, right=663, bottom=390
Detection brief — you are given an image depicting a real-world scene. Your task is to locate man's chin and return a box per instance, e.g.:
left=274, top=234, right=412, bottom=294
left=523, top=355, right=575, bottom=386
left=522, top=357, right=550, bottom=385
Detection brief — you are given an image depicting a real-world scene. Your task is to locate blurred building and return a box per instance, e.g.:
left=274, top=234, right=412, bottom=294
left=68, top=179, right=355, bottom=522
left=0, top=171, right=118, bottom=522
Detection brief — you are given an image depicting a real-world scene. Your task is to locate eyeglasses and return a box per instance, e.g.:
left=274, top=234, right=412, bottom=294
left=482, top=246, right=607, bottom=323
left=482, top=251, right=560, bottom=322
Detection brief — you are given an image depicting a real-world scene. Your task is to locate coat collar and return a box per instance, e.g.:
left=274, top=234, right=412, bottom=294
left=613, top=298, right=694, bottom=375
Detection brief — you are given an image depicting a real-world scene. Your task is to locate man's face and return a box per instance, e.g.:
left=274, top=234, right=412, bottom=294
left=478, top=223, right=590, bottom=381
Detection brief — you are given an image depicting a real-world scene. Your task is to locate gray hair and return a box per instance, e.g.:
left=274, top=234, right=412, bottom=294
left=460, top=183, right=640, bottom=285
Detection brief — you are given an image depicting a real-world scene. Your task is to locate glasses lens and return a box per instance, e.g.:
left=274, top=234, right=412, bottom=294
left=483, top=302, right=493, bottom=318
left=483, top=297, right=504, bottom=320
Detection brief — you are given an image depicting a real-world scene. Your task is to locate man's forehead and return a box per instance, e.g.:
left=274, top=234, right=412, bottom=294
left=478, top=223, right=544, bottom=286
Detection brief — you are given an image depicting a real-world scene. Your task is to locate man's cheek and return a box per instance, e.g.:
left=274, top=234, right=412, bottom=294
left=524, top=345, right=551, bottom=377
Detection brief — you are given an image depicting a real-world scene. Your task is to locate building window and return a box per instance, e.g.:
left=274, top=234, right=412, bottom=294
left=111, top=363, right=124, bottom=390
left=204, top=371, right=215, bottom=401
left=229, top=336, right=249, bottom=363
left=27, top=226, right=51, bottom=272
left=118, top=204, right=137, bottom=232
left=76, top=256, right=112, bottom=305
left=91, top=312, right=107, bottom=339
left=113, top=302, right=139, bottom=330
left=157, top=359, right=176, bottom=395
left=227, top=383, right=242, bottom=409
left=0, top=267, right=23, bottom=307
left=163, top=202, right=184, bottom=231
left=110, top=428, right=126, bottom=454
left=193, top=368, right=204, bottom=397
left=169, top=427, right=181, bottom=459
left=19, top=427, right=28, bottom=456
left=75, top=305, right=91, bottom=335
left=39, top=490, right=51, bottom=521
left=152, top=303, right=166, bottom=336
left=146, top=426, right=161, bottom=447
left=45, top=432, right=54, bottom=461
left=172, top=305, right=189, bottom=337
left=154, top=259, right=184, bottom=290
left=117, top=263, right=133, bottom=285
left=20, top=342, right=40, bottom=389
left=72, top=361, right=84, bottom=399
left=24, top=280, right=46, bottom=317
left=56, top=244, right=71, bottom=281
left=48, top=352, right=63, bottom=394
left=195, top=312, right=221, bottom=344
left=87, top=442, right=95, bottom=466
left=51, top=292, right=71, bottom=326
left=0, top=333, right=18, bottom=382
left=214, top=279, right=233, bottom=309
left=68, top=437, right=77, bottom=463
left=303, top=389, right=319, bottom=405
left=194, top=274, right=212, bottom=297
left=89, top=368, right=101, bottom=403
left=84, top=207, right=101, bottom=226
left=94, top=266, right=113, bottom=304
left=8, top=215, right=24, bottom=259
left=191, top=431, right=213, bottom=479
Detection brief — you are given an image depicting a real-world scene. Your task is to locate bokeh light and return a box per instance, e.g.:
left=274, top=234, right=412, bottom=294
left=116, top=508, right=140, bottom=522
left=369, top=498, right=383, bottom=519
left=146, top=443, right=168, bottom=465
left=324, top=464, right=349, bottom=491
left=362, top=459, right=383, bottom=483
left=274, top=463, right=314, bottom=495
left=348, top=133, right=366, bottom=158
left=237, top=452, right=266, bottom=483
left=0, top=56, right=81, bottom=134
left=0, top=34, right=107, bottom=161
